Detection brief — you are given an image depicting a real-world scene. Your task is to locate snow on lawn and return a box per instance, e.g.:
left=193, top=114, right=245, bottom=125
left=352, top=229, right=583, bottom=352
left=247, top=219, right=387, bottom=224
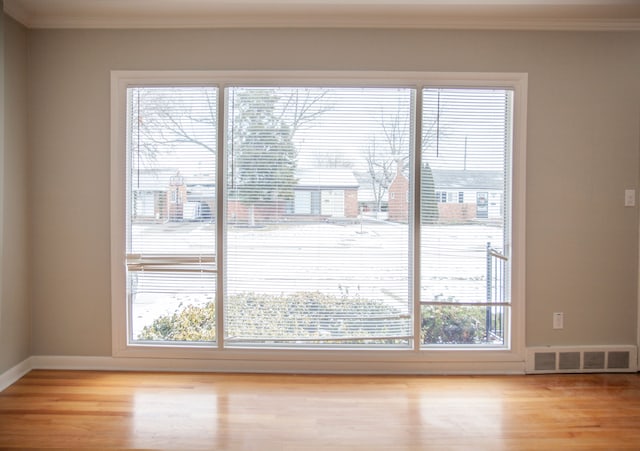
left=130, top=220, right=504, bottom=338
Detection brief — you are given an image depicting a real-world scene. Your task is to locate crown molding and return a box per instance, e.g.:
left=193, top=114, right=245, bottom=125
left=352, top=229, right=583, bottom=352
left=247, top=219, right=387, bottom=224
left=9, top=16, right=640, bottom=32
left=4, top=1, right=640, bottom=31
left=3, top=0, right=29, bottom=26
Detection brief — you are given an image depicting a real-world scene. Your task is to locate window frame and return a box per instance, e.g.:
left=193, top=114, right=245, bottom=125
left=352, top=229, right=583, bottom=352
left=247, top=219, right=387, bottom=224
left=111, top=71, right=527, bottom=371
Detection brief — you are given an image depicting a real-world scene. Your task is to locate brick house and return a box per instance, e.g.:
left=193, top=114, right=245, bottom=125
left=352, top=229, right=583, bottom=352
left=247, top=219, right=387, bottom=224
left=386, top=168, right=504, bottom=223
left=388, top=166, right=409, bottom=223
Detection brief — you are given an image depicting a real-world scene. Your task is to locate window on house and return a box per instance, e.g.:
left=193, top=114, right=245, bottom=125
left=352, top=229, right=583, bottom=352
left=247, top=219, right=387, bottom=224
left=112, top=72, right=525, bottom=360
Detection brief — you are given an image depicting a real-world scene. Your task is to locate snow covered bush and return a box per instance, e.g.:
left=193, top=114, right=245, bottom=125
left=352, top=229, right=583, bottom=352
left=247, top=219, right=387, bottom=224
left=138, top=291, right=403, bottom=344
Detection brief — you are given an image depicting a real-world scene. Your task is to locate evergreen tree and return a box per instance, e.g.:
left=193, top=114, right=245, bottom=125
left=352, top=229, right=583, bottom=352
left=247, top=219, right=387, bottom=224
left=229, top=89, right=297, bottom=226
left=421, top=161, right=439, bottom=224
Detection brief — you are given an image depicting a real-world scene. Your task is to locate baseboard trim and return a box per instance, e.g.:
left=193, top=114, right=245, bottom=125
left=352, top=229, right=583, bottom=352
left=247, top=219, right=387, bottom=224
left=0, top=357, right=33, bottom=392
left=4, top=347, right=638, bottom=388
left=30, top=355, right=526, bottom=375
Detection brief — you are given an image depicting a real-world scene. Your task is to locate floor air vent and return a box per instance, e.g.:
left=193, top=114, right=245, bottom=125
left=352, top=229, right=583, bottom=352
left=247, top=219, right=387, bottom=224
left=526, top=346, right=637, bottom=373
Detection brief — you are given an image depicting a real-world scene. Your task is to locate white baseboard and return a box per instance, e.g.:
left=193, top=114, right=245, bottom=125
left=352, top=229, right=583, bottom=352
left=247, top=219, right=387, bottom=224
left=3, top=348, right=638, bottom=391
left=0, top=357, right=33, bottom=392
left=29, top=355, right=526, bottom=375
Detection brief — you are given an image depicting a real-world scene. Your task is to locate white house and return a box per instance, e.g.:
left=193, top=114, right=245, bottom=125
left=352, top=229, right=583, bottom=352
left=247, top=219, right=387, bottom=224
left=293, top=168, right=360, bottom=219
left=432, top=169, right=504, bottom=221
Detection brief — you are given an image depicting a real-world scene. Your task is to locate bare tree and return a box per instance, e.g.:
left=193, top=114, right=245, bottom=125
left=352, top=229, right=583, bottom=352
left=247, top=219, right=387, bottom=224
left=133, top=87, right=332, bottom=226
left=364, top=105, right=410, bottom=213
left=135, top=87, right=330, bottom=157
left=313, top=151, right=354, bottom=169
left=275, top=88, right=332, bottom=136
left=134, top=87, right=217, bottom=158
left=380, top=106, right=410, bottom=173
left=365, top=137, right=396, bottom=213
left=363, top=102, right=439, bottom=221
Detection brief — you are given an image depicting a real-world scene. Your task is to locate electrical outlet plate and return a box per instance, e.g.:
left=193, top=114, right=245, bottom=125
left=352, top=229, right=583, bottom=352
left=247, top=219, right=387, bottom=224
left=624, top=189, right=636, bottom=207
left=553, top=312, right=563, bottom=329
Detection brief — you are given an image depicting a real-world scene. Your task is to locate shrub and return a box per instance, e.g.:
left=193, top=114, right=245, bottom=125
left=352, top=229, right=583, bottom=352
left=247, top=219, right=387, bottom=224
left=420, top=305, right=486, bottom=344
left=139, top=291, right=405, bottom=344
left=139, top=303, right=216, bottom=342
left=139, top=292, right=492, bottom=345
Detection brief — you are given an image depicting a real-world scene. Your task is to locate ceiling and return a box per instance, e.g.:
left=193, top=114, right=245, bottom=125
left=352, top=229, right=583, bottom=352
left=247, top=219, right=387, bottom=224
left=4, top=0, right=640, bottom=30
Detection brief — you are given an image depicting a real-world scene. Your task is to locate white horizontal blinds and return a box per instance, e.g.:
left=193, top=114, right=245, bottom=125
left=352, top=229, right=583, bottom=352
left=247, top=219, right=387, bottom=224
left=126, top=86, right=217, bottom=344
left=129, top=272, right=216, bottom=342
left=225, top=87, right=413, bottom=347
left=420, top=88, right=512, bottom=346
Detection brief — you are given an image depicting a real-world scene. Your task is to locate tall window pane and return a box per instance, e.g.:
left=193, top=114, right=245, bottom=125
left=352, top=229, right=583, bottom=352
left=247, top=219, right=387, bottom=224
left=225, top=87, right=413, bottom=347
left=420, top=88, right=512, bottom=346
left=126, top=87, right=217, bottom=344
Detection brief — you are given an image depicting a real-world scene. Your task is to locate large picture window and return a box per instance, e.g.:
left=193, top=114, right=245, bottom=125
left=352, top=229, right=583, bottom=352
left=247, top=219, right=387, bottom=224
left=111, top=72, right=526, bottom=366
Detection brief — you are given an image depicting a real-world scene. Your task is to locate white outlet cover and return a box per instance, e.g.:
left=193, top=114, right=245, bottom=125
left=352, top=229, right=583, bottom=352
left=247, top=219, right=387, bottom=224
left=624, top=189, right=636, bottom=207
left=553, top=312, right=564, bottom=329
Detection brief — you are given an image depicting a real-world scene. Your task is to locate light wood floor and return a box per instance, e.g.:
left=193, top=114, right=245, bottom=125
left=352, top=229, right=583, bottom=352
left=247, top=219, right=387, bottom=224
left=1, top=370, right=639, bottom=450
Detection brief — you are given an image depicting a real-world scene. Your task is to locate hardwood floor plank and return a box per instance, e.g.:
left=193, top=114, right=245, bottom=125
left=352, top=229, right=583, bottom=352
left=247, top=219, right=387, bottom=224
left=0, top=371, right=639, bottom=450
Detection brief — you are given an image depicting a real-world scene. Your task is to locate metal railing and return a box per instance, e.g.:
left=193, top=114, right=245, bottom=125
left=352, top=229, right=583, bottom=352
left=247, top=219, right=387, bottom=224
left=486, top=242, right=508, bottom=343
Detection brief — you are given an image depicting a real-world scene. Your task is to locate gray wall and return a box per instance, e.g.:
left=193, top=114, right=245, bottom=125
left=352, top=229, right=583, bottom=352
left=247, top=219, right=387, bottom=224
left=0, top=12, right=30, bottom=373
left=22, top=28, right=640, bottom=356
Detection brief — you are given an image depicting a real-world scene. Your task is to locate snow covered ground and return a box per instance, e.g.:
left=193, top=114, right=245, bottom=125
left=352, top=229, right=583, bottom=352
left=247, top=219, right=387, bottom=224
left=130, top=220, right=504, bottom=338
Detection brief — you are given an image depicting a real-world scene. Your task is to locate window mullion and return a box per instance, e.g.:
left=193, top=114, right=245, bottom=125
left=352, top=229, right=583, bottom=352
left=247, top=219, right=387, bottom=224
left=413, top=86, right=423, bottom=352
left=217, top=85, right=226, bottom=350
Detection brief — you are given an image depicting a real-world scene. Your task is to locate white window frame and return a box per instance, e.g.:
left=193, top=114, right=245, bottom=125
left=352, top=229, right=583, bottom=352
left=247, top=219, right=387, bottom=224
left=111, top=71, right=527, bottom=373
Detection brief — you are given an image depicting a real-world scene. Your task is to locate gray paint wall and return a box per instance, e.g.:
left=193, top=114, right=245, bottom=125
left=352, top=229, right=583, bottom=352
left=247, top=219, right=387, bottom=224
left=0, top=12, right=30, bottom=374
left=20, top=27, right=640, bottom=356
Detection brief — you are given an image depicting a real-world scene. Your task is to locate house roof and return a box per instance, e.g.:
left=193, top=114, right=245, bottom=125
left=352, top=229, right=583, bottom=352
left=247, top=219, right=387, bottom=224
left=133, top=169, right=216, bottom=192
left=131, top=168, right=179, bottom=191
left=354, top=172, right=388, bottom=203
left=296, top=169, right=360, bottom=190
left=134, top=167, right=502, bottom=194
left=432, top=169, right=504, bottom=191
